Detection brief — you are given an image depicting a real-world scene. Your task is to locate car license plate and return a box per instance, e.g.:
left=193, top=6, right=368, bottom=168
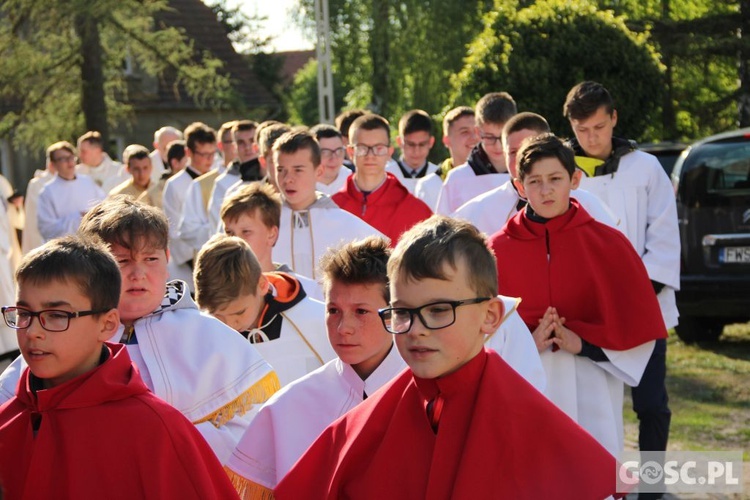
left=721, top=246, right=750, bottom=263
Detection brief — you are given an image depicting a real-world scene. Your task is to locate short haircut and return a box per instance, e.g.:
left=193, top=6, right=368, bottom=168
left=46, top=141, right=76, bottom=163
left=77, top=130, right=103, bottom=149
left=258, top=123, right=292, bottom=157
left=502, top=112, right=551, bottom=139
left=475, top=92, right=517, bottom=127
left=442, top=106, right=475, bottom=137
left=154, top=126, right=182, bottom=143
left=388, top=215, right=497, bottom=298
left=563, top=81, right=614, bottom=120
left=218, top=120, right=239, bottom=141
left=166, top=140, right=186, bottom=164
left=335, top=109, right=368, bottom=139
left=310, top=123, right=343, bottom=141
left=123, top=144, right=150, bottom=166
left=16, top=236, right=121, bottom=313
left=254, top=120, right=281, bottom=146
left=194, top=235, right=263, bottom=312
left=349, top=114, right=390, bottom=144
left=183, top=122, right=217, bottom=151
left=319, top=236, right=391, bottom=302
left=273, top=130, right=321, bottom=167
left=516, top=133, right=576, bottom=181
left=398, top=110, right=433, bottom=137
left=221, top=182, right=281, bottom=229
left=78, top=196, right=169, bottom=252
left=231, top=120, right=258, bottom=141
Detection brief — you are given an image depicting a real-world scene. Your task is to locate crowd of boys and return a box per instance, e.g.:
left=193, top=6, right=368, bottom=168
left=0, top=80, right=678, bottom=499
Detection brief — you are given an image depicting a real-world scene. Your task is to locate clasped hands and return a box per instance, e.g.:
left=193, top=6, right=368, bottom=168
left=532, top=306, right=582, bottom=354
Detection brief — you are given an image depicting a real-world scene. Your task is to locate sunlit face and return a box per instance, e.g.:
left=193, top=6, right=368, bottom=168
left=318, top=136, right=346, bottom=184
left=392, top=260, right=500, bottom=379
left=211, top=287, right=266, bottom=333
left=503, top=128, right=539, bottom=179
left=187, top=141, right=217, bottom=174
left=349, top=128, right=393, bottom=179
left=477, top=122, right=506, bottom=171
left=51, top=149, right=77, bottom=180
left=220, top=130, right=237, bottom=165
left=128, top=157, right=153, bottom=189
left=224, top=211, right=278, bottom=268
left=569, top=106, right=617, bottom=161
left=110, top=242, right=170, bottom=326
left=443, top=114, right=478, bottom=165
left=275, top=149, right=322, bottom=211
left=326, top=281, right=393, bottom=380
left=15, top=278, right=116, bottom=389
left=157, top=131, right=180, bottom=161
left=398, top=131, right=434, bottom=169
left=234, top=129, right=257, bottom=163
left=78, top=141, right=103, bottom=167
left=515, top=157, right=581, bottom=219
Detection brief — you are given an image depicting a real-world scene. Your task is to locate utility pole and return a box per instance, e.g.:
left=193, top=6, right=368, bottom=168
left=314, top=0, right=335, bottom=124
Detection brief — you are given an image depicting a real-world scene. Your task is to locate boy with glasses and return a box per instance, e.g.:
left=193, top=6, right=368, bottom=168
left=332, top=114, right=432, bottom=244
left=275, top=215, right=619, bottom=499
left=311, top=124, right=352, bottom=195
left=436, top=92, right=516, bottom=215
left=0, top=236, right=240, bottom=498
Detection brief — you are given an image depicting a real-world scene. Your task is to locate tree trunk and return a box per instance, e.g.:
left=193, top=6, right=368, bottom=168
left=75, top=12, right=110, bottom=152
left=370, top=0, right=390, bottom=116
left=738, top=0, right=750, bottom=127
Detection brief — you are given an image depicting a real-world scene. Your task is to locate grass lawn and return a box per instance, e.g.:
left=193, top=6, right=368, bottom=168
left=623, top=322, right=750, bottom=498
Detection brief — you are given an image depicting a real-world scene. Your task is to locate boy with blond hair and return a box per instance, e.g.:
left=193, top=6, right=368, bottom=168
left=276, top=215, right=619, bottom=498
left=194, top=234, right=334, bottom=386
left=0, top=236, right=240, bottom=498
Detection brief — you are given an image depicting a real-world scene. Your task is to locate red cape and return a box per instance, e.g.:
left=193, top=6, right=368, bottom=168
left=0, top=343, right=239, bottom=500
left=332, top=172, right=433, bottom=245
left=490, top=201, right=666, bottom=350
left=275, top=348, right=619, bottom=500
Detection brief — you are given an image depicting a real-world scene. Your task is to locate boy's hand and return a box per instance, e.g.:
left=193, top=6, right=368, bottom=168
left=549, top=311, right=582, bottom=354
left=531, top=306, right=556, bottom=353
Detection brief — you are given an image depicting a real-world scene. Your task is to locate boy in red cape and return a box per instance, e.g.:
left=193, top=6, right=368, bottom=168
left=489, top=133, right=667, bottom=458
left=275, top=215, right=621, bottom=499
left=0, top=237, right=239, bottom=499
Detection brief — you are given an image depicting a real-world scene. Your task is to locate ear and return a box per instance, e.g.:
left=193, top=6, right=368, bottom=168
left=570, top=169, right=583, bottom=190
left=442, top=135, right=451, bottom=148
left=164, top=248, right=170, bottom=263
left=428, top=136, right=435, bottom=148
left=611, top=109, right=618, bottom=128
left=97, top=308, right=121, bottom=341
left=396, top=136, right=404, bottom=148
left=480, top=296, right=505, bottom=335
left=252, top=143, right=259, bottom=154
left=347, top=144, right=355, bottom=158
left=268, top=225, right=279, bottom=247
left=258, top=155, right=267, bottom=168
left=258, top=274, right=270, bottom=296
left=513, top=177, right=526, bottom=198
left=388, top=145, right=395, bottom=157
left=314, top=164, right=324, bottom=180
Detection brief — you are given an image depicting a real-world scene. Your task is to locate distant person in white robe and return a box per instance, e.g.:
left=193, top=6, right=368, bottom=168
left=310, top=124, right=352, bottom=195
left=76, top=131, right=127, bottom=193
left=0, top=200, right=16, bottom=357
left=386, top=110, right=440, bottom=198
left=109, top=145, right=164, bottom=209
left=149, top=126, right=183, bottom=182
left=21, top=158, right=56, bottom=254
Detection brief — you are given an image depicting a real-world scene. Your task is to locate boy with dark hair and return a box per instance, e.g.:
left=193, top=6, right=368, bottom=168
left=311, top=123, right=352, bottom=194
left=194, top=234, right=334, bottom=386
left=150, top=125, right=182, bottom=180
left=0, top=236, right=240, bottom=498
left=225, top=237, right=405, bottom=496
left=166, top=139, right=187, bottom=174
left=436, top=92, right=517, bottom=215
left=564, top=81, right=679, bottom=470
left=109, top=144, right=164, bottom=208
left=276, top=215, right=620, bottom=499
left=490, top=133, right=666, bottom=458
left=389, top=110, right=440, bottom=186
left=332, top=114, right=432, bottom=244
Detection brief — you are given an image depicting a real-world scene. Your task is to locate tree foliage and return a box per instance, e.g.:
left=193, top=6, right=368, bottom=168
left=451, top=0, right=663, bottom=141
left=0, top=0, right=234, bottom=153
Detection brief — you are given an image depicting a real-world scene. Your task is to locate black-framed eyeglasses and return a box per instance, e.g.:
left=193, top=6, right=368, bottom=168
left=479, top=134, right=503, bottom=146
left=378, top=297, right=491, bottom=334
left=1, top=306, right=110, bottom=333
left=352, top=144, right=390, bottom=157
left=320, top=147, right=346, bottom=159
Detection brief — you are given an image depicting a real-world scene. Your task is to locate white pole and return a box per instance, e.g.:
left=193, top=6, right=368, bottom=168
left=314, top=0, right=335, bottom=124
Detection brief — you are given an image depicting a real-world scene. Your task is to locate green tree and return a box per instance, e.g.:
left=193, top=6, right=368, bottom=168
left=0, top=0, right=234, bottom=154
left=452, top=0, right=663, bottom=141
left=285, top=59, right=346, bottom=125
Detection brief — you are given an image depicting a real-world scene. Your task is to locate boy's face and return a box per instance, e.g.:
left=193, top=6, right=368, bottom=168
left=477, top=122, right=507, bottom=171
left=224, top=211, right=278, bottom=267
left=51, top=149, right=77, bottom=180
left=187, top=141, right=217, bottom=174
left=515, top=157, right=582, bottom=219
left=503, top=128, right=539, bottom=179
left=276, top=149, right=323, bottom=211
left=391, top=260, right=502, bottom=379
left=326, top=281, right=393, bottom=380
left=234, top=129, right=257, bottom=163
left=110, top=242, right=170, bottom=326
left=349, top=128, right=393, bottom=178
left=15, top=278, right=117, bottom=389
left=397, top=131, right=434, bottom=169
left=211, top=279, right=268, bottom=332
left=128, top=157, right=153, bottom=189
left=443, top=115, right=478, bottom=165
left=219, top=130, right=237, bottom=165
left=569, top=106, right=617, bottom=161
left=169, top=155, right=188, bottom=173
left=318, top=136, right=346, bottom=183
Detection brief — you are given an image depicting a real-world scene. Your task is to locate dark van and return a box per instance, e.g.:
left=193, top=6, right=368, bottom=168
left=671, top=129, right=750, bottom=342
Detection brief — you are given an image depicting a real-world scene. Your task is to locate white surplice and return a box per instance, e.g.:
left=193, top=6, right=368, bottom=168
left=435, top=163, right=509, bottom=215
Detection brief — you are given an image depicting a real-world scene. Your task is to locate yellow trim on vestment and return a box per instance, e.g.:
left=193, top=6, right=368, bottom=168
left=195, top=371, right=281, bottom=428
left=574, top=156, right=604, bottom=177
left=225, top=467, right=276, bottom=500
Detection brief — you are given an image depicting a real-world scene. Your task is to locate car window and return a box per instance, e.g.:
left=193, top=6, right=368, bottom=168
left=679, top=138, right=750, bottom=205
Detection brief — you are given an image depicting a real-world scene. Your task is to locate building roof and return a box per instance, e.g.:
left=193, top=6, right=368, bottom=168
left=276, top=50, right=316, bottom=85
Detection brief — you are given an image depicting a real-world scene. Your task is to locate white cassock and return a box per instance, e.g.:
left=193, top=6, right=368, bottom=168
left=0, top=201, right=16, bottom=355
left=315, top=166, right=352, bottom=196
left=21, top=170, right=52, bottom=254
left=0, top=280, right=278, bottom=465
left=275, top=195, right=386, bottom=280
left=385, top=160, right=440, bottom=194
left=76, top=154, right=128, bottom=193
left=226, top=344, right=406, bottom=492
left=414, top=172, right=443, bottom=212
left=485, top=295, right=546, bottom=394
left=37, top=174, right=105, bottom=241
left=162, top=168, right=200, bottom=286
left=207, top=166, right=241, bottom=232
left=179, top=171, right=218, bottom=258
left=540, top=340, right=655, bottom=457
left=453, top=181, right=619, bottom=236
left=578, top=150, right=681, bottom=328
left=435, top=163, right=509, bottom=215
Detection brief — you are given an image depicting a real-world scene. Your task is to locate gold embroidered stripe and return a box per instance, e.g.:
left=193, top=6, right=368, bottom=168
left=195, top=371, right=281, bottom=428
left=225, top=467, right=276, bottom=500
